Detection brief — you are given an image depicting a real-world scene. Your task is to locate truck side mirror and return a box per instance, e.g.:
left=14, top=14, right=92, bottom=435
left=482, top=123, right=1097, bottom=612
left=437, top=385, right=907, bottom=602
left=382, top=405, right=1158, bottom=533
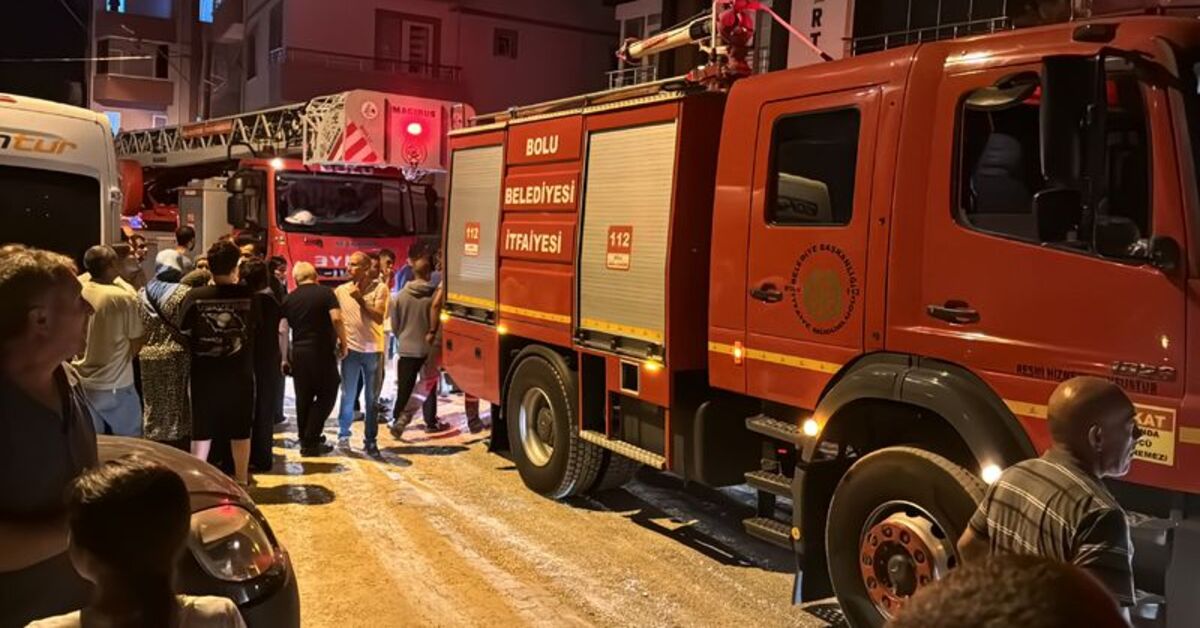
left=1149, top=235, right=1181, bottom=273
left=1040, top=54, right=1107, bottom=197
left=1033, top=187, right=1082, bottom=243
left=226, top=172, right=247, bottom=194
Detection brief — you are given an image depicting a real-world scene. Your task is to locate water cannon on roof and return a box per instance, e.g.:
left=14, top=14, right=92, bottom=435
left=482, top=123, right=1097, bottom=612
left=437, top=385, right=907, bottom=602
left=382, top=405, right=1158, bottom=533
left=617, top=1, right=829, bottom=89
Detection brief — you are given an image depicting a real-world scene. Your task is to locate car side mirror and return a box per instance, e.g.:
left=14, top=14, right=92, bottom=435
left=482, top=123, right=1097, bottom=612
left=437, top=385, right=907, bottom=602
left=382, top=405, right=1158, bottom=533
left=1148, top=235, right=1181, bottom=273
left=1033, top=187, right=1082, bottom=242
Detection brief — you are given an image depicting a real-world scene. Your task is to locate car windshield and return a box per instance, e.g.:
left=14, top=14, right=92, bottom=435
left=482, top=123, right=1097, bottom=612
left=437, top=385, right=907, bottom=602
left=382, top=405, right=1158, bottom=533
left=274, top=172, right=440, bottom=237
left=0, top=165, right=101, bottom=264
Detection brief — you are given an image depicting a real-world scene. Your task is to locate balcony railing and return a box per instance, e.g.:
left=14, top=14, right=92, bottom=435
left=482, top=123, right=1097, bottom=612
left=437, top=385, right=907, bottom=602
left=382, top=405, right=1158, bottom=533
left=606, top=65, right=658, bottom=89
left=269, top=47, right=462, bottom=82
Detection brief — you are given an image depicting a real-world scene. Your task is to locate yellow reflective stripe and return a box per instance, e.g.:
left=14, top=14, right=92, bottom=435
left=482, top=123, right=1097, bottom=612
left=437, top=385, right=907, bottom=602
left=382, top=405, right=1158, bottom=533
left=499, top=304, right=571, bottom=324
left=580, top=318, right=664, bottom=343
left=1004, top=399, right=1048, bottom=420
left=705, top=342, right=840, bottom=374
left=1179, top=427, right=1200, bottom=445
left=744, top=348, right=841, bottom=374
left=448, top=292, right=496, bottom=310
left=707, top=341, right=735, bottom=355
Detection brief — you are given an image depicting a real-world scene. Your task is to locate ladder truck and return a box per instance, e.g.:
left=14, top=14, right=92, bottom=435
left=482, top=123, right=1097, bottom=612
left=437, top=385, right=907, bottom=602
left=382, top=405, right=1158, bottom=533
left=116, top=90, right=473, bottom=284
left=439, top=1, right=1200, bottom=625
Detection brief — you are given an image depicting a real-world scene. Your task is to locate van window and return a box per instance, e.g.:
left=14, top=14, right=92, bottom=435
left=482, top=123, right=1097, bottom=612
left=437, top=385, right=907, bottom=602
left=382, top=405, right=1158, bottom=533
left=956, top=73, right=1149, bottom=256
left=767, top=108, right=860, bottom=226
left=0, top=166, right=101, bottom=264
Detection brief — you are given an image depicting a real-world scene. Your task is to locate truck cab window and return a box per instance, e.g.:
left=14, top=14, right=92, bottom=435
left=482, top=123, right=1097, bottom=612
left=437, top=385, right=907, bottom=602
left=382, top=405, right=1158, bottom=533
left=767, top=108, right=860, bottom=226
left=957, top=73, right=1150, bottom=256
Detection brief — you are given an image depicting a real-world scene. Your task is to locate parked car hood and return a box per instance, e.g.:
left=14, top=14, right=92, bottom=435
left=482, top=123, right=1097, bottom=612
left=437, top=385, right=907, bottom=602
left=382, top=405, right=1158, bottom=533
left=97, top=436, right=247, bottom=504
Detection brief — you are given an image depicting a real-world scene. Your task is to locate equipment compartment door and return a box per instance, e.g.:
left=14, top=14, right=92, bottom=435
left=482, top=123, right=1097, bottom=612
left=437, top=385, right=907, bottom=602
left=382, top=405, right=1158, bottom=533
left=445, top=144, right=503, bottom=318
left=744, top=89, right=881, bottom=409
left=577, top=120, right=679, bottom=355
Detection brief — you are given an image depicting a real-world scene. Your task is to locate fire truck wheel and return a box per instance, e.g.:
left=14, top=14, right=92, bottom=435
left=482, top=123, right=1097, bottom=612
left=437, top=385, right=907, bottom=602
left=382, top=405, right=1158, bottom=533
left=826, top=446, right=984, bottom=628
left=505, top=353, right=602, bottom=499
left=589, top=452, right=642, bottom=494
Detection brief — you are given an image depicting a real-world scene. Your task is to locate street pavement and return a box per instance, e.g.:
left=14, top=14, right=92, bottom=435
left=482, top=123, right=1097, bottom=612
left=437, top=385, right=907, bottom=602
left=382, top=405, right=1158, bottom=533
left=249, top=375, right=839, bottom=627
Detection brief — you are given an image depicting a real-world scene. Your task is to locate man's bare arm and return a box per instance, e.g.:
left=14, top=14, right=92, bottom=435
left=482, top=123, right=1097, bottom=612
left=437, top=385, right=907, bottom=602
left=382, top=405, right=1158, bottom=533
left=0, top=516, right=68, bottom=572
left=330, top=309, right=349, bottom=359
left=278, top=319, right=290, bottom=371
left=956, top=526, right=988, bottom=563
left=360, top=287, right=387, bottom=324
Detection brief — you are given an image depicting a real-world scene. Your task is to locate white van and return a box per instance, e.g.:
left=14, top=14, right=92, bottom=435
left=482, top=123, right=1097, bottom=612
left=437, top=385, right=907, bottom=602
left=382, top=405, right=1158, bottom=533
left=0, top=93, right=121, bottom=261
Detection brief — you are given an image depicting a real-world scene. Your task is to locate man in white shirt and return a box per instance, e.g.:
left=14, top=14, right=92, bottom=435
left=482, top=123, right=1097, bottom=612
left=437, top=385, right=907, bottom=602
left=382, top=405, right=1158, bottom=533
left=334, top=251, right=388, bottom=457
left=72, top=246, right=145, bottom=436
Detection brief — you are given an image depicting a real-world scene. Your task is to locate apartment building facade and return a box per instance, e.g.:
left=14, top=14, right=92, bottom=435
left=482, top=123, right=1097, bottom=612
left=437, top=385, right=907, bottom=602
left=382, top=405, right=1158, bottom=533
left=212, top=0, right=618, bottom=117
left=87, top=0, right=210, bottom=132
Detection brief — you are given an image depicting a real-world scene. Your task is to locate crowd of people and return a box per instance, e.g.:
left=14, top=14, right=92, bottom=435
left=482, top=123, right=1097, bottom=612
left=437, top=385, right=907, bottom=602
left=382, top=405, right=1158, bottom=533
left=0, top=234, right=1146, bottom=627
left=65, top=227, right=483, bottom=484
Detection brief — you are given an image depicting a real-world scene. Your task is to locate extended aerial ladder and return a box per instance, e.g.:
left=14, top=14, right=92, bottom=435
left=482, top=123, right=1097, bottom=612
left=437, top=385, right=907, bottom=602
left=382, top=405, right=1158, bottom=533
left=116, top=90, right=470, bottom=176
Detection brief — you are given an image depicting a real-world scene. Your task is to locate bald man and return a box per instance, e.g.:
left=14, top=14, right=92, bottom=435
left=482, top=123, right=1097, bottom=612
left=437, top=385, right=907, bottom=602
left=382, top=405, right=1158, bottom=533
left=957, top=377, right=1142, bottom=609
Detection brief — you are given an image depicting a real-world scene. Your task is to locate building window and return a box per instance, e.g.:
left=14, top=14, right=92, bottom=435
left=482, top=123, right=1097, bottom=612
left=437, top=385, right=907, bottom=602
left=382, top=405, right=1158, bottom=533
left=375, top=11, right=441, bottom=77
left=151, top=114, right=168, bottom=128
left=199, top=0, right=214, bottom=23
left=956, top=71, right=1149, bottom=255
left=766, top=108, right=861, bottom=226
left=154, top=44, right=169, bottom=79
left=269, top=2, right=284, bottom=51
left=494, top=28, right=518, bottom=59
left=246, top=29, right=257, bottom=79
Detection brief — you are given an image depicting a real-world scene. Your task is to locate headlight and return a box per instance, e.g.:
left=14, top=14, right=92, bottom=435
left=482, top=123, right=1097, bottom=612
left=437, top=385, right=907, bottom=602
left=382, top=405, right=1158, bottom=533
left=189, top=504, right=276, bottom=582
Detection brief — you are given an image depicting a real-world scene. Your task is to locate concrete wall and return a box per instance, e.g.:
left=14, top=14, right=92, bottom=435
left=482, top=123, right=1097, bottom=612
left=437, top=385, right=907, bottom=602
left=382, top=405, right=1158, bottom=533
left=456, top=1, right=617, bottom=112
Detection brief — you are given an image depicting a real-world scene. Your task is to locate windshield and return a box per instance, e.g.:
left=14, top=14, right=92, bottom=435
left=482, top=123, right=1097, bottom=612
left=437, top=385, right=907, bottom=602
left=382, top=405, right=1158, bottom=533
left=274, top=172, right=440, bottom=238
left=0, top=165, right=100, bottom=263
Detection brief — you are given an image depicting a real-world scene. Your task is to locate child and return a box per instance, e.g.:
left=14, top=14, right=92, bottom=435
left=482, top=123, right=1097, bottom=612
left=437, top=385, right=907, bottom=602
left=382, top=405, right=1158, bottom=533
left=27, top=457, right=245, bottom=627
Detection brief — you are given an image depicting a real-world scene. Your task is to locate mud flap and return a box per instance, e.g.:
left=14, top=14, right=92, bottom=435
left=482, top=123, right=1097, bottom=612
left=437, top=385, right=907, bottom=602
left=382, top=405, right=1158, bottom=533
left=487, top=403, right=509, bottom=452
left=794, top=457, right=852, bottom=603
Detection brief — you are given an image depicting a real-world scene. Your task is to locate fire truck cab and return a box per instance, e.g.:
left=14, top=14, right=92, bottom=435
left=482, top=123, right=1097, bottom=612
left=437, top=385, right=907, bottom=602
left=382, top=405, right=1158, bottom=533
left=441, top=12, right=1200, bottom=628
left=117, top=90, right=471, bottom=284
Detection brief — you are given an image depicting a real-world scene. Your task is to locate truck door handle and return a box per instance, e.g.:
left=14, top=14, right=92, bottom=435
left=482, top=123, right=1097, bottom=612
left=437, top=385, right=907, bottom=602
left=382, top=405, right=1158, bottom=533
left=303, top=237, right=323, bottom=246
left=750, top=284, right=783, bottom=303
left=926, top=301, right=980, bottom=325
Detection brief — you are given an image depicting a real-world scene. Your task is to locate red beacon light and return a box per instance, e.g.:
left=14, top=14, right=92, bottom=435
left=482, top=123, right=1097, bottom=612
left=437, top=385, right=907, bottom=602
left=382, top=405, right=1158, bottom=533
left=405, top=121, right=424, bottom=137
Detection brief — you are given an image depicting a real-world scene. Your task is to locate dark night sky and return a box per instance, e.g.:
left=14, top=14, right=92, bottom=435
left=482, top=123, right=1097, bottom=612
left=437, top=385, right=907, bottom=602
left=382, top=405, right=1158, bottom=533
left=0, top=0, right=91, bottom=105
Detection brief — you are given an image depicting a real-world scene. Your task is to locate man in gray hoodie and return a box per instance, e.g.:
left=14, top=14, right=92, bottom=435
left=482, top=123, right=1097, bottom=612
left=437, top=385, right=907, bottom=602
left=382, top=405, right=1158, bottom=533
left=387, top=258, right=446, bottom=437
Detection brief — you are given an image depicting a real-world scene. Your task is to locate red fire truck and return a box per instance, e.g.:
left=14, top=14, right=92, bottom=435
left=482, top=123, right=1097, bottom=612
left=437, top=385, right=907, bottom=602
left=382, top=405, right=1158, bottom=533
left=440, top=3, right=1200, bottom=626
left=116, top=90, right=472, bottom=284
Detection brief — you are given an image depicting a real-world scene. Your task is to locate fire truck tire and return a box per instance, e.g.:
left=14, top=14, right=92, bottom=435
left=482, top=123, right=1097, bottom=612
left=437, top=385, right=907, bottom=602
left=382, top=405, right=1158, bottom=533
left=589, top=452, right=642, bottom=493
left=505, top=354, right=602, bottom=499
left=825, top=446, right=984, bottom=628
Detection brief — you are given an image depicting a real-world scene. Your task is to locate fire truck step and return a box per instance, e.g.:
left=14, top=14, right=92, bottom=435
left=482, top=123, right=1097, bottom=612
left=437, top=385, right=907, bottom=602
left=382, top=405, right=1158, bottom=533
left=746, top=470, right=792, bottom=499
left=743, top=516, right=794, bottom=550
left=745, top=415, right=804, bottom=446
left=578, top=430, right=666, bottom=469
